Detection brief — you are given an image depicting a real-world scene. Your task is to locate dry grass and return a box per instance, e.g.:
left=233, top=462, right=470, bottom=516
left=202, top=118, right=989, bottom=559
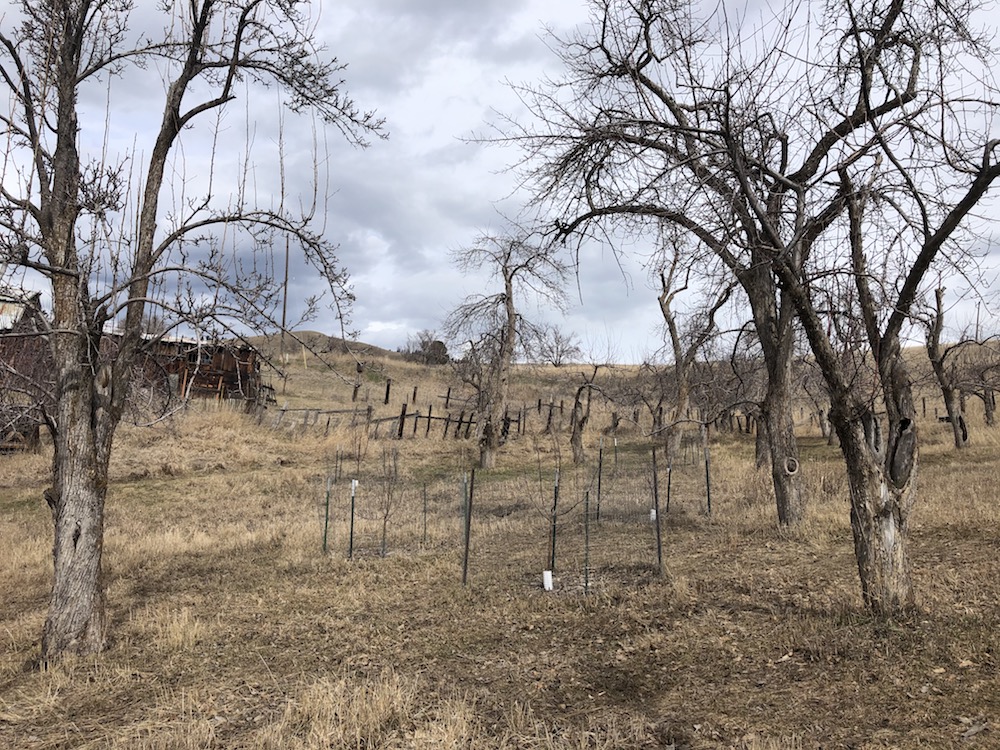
left=1, top=354, right=999, bottom=748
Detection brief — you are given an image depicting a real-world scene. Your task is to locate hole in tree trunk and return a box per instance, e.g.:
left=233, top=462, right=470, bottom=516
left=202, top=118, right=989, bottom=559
left=889, top=418, right=916, bottom=488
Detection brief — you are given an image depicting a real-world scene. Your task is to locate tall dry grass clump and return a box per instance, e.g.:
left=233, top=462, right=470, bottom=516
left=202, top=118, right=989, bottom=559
left=250, top=671, right=420, bottom=749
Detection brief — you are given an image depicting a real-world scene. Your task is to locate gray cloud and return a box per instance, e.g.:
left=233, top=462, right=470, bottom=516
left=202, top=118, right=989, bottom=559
left=68, top=0, right=671, bottom=360
left=53, top=1, right=997, bottom=362
left=287, top=1, right=638, bottom=355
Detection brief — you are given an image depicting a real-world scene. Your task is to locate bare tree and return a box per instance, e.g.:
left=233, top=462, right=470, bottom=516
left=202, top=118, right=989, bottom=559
left=507, top=0, right=808, bottom=525
left=954, top=337, right=1000, bottom=426
left=569, top=365, right=598, bottom=464
left=922, top=288, right=969, bottom=448
left=533, top=323, right=583, bottom=367
left=744, top=0, right=1000, bottom=615
left=653, top=234, right=733, bottom=461
left=0, top=1, right=383, bottom=660
left=0, top=291, right=53, bottom=444
left=446, top=229, right=568, bottom=469
left=511, top=0, right=1000, bottom=615
left=400, top=330, right=449, bottom=365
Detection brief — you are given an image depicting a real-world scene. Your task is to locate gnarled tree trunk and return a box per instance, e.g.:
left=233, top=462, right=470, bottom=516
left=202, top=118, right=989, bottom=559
left=42, top=292, right=119, bottom=659
left=569, top=374, right=595, bottom=464
left=44, top=411, right=110, bottom=657
left=832, top=402, right=917, bottom=614
left=761, top=366, right=804, bottom=526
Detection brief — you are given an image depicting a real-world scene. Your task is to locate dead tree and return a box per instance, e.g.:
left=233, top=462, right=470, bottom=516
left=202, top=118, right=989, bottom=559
left=956, top=338, right=1000, bottom=427
left=445, top=228, right=568, bottom=469
left=569, top=366, right=599, bottom=464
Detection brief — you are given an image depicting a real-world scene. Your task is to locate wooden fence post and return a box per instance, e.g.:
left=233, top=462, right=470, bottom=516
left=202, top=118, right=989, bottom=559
left=397, top=403, right=407, bottom=439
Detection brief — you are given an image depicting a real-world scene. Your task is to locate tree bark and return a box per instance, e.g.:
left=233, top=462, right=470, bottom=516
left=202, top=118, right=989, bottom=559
left=479, top=416, right=497, bottom=470
left=926, top=288, right=968, bottom=449
left=753, top=416, right=768, bottom=469
left=43, top=292, right=115, bottom=659
left=761, top=363, right=804, bottom=526
left=665, top=374, right=690, bottom=465
left=832, top=407, right=917, bottom=616
left=741, top=264, right=805, bottom=525
left=775, top=240, right=919, bottom=617
left=43, top=427, right=109, bottom=657
left=35, top=12, right=112, bottom=658
left=570, top=381, right=592, bottom=465
left=817, top=408, right=830, bottom=440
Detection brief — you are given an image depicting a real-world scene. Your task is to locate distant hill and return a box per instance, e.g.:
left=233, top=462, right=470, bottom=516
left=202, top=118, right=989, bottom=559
left=243, top=330, right=401, bottom=362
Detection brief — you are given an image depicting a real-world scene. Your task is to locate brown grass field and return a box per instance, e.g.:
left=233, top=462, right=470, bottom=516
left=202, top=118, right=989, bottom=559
left=1, top=345, right=998, bottom=749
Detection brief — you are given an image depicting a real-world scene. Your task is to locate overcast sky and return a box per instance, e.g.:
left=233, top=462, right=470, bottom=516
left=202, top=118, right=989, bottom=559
left=300, top=0, right=997, bottom=361
left=301, top=0, right=668, bottom=362
left=8, top=0, right=994, bottom=360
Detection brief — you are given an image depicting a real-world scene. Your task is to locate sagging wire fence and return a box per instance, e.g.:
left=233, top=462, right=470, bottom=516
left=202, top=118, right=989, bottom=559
left=315, top=432, right=720, bottom=594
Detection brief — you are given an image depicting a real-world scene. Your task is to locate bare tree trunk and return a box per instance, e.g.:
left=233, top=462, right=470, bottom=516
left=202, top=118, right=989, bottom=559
left=570, top=418, right=585, bottom=464
left=762, top=367, right=804, bottom=526
left=754, top=416, right=768, bottom=469
left=817, top=408, right=830, bottom=439
left=745, top=264, right=805, bottom=526
left=476, top=263, right=520, bottom=470
left=833, top=408, right=916, bottom=616
left=780, top=240, right=919, bottom=617
left=570, top=381, right=592, bottom=465
left=939, top=386, right=968, bottom=448
left=479, top=413, right=498, bottom=470
left=926, top=288, right=968, bottom=449
left=43, top=318, right=115, bottom=659
left=43, top=430, right=109, bottom=657
left=666, top=378, right=690, bottom=464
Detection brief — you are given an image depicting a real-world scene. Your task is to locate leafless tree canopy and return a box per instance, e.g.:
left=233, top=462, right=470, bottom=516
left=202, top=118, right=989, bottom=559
left=0, top=0, right=383, bottom=660
left=445, top=228, right=569, bottom=468
left=505, top=0, right=1000, bottom=615
left=531, top=323, right=583, bottom=368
